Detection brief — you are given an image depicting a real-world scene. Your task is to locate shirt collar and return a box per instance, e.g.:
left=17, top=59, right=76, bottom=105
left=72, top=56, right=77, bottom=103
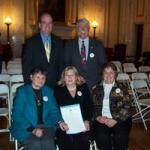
left=78, top=37, right=89, bottom=43
left=40, top=32, right=51, bottom=44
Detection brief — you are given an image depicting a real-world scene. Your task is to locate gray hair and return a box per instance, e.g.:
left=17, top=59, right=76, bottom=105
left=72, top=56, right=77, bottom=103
left=76, top=18, right=90, bottom=28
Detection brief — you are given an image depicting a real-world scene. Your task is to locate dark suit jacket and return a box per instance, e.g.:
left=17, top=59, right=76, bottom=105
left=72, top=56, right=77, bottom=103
left=65, top=38, right=107, bottom=89
left=22, top=33, right=64, bottom=88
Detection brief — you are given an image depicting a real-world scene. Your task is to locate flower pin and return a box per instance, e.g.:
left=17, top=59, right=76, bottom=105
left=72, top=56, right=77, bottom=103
left=115, top=88, right=121, bottom=94
left=43, top=96, right=48, bottom=102
left=77, top=91, right=82, bottom=96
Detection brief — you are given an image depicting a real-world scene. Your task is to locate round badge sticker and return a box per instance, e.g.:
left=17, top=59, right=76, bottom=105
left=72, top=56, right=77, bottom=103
left=43, top=96, right=48, bottom=102
left=77, top=91, right=82, bottom=96
left=90, top=53, right=94, bottom=58
left=115, top=88, right=121, bottom=93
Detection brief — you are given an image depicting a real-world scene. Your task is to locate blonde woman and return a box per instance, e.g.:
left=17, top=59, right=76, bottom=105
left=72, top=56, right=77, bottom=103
left=54, top=66, right=93, bottom=150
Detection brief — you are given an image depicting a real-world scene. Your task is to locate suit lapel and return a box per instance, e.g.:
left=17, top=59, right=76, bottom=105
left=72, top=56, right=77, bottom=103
left=74, top=38, right=82, bottom=63
left=87, top=38, right=94, bottom=63
left=38, top=34, right=49, bottom=63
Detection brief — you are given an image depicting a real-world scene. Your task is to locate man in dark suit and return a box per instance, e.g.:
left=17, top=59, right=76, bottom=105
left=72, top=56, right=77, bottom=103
left=22, top=12, right=64, bottom=88
left=65, top=18, right=107, bottom=89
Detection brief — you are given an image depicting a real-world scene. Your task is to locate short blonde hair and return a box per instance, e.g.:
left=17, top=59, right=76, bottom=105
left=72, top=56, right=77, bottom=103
left=58, top=66, right=83, bottom=86
left=76, top=18, right=90, bottom=28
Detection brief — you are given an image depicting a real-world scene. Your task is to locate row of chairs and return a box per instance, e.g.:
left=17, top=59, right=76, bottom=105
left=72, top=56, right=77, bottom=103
left=111, top=61, right=150, bottom=73
left=0, top=72, right=24, bottom=142
left=116, top=72, right=150, bottom=131
left=2, top=58, right=22, bottom=75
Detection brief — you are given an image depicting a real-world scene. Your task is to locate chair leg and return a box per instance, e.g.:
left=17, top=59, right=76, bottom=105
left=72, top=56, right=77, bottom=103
left=15, top=140, right=18, bottom=150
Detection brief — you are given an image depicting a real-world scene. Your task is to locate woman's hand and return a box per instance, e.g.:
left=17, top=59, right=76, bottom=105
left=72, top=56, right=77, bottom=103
left=32, top=128, right=44, bottom=137
left=105, top=118, right=117, bottom=128
left=84, top=120, right=90, bottom=131
left=96, top=116, right=107, bottom=124
left=59, top=121, right=69, bottom=131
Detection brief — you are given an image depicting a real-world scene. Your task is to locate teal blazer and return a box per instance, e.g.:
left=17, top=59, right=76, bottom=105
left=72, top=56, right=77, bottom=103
left=10, top=84, right=62, bottom=142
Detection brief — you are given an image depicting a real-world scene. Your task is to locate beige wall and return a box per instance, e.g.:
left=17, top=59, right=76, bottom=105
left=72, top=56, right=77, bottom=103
left=0, top=0, right=24, bottom=57
left=0, top=0, right=150, bottom=58
left=74, top=0, right=150, bottom=56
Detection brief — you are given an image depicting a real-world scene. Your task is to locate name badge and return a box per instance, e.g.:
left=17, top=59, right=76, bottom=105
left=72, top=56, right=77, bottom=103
left=90, top=53, right=94, bottom=58
left=43, top=96, right=48, bottom=102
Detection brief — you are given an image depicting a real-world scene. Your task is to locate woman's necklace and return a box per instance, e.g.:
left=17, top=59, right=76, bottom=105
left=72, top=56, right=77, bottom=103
left=33, top=89, right=42, bottom=106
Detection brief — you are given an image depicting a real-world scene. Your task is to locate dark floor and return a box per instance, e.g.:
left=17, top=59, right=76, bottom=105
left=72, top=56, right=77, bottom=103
left=0, top=122, right=150, bottom=150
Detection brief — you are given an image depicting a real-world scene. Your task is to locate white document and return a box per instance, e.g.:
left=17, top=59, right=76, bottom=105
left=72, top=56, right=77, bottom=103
left=60, top=104, right=86, bottom=134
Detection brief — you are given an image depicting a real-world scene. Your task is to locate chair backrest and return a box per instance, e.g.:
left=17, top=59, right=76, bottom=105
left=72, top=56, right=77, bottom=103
left=139, top=66, right=150, bottom=73
left=123, top=63, right=135, bottom=68
left=9, top=74, right=24, bottom=87
left=7, top=68, right=22, bottom=75
left=0, top=84, right=9, bottom=95
left=111, top=61, right=122, bottom=72
left=0, top=84, right=10, bottom=132
left=117, top=73, right=130, bottom=81
left=123, top=66, right=137, bottom=73
left=131, top=79, right=148, bottom=89
left=117, top=73, right=131, bottom=88
left=131, top=73, right=148, bottom=81
left=0, top=74, right=10, bottom=84
left=10, top=83, right=24, bottom=110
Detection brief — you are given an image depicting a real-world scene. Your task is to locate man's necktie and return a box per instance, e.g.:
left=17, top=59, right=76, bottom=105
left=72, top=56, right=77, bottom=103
left=81, top=40, right=86, bottom=64
left=44, top=37, right=50, bottom=62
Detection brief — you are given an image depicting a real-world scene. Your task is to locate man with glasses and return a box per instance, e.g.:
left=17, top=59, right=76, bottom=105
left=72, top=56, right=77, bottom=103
left=22, top=12, right=64, bottom=88
left=65, top=18, right=107, bottom=90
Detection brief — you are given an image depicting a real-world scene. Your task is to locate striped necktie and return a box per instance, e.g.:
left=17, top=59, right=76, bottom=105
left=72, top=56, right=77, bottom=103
left=44, top=37, right=50, bottom=62
left=81, top=40, right=86, bottom=64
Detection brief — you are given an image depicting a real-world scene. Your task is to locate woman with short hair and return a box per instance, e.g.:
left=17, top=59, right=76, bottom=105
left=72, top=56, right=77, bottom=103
left=92, top=62, right=132, bottom=150
left=10, top=67, right=65, bottom=150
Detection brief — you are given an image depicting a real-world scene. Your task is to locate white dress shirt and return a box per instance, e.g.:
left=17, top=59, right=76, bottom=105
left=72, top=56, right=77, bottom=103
left=102, top=82, right=115, bottom=118
left=78, top=37, right=89, bottom=60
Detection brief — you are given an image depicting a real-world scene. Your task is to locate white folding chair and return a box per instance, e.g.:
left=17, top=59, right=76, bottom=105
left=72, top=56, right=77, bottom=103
left=139, top=66, right=150, bottom=73
left=9, top=74, right=24, bottom=88
left=89, top=140, right=97, bottom=150
left=130, top=80, right=150, bottom=131
left=131, top=73, right=149, bottom=87
left=0, top=84, right=10, bottom=134
left=0, top=74, right=10, bottom=85
left=7, top=68, right=22, bottom=75
left=10, top=83, right=24, bottom=113
left=117, top=73, right=131, bottom=88
left=111, top=61, right=122, bottom=72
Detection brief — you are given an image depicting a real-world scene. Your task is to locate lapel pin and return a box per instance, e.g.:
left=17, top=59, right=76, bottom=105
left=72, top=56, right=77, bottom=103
left=90, top=53, right=94, bottom=58
left=43, top=96, right=48, bottom=102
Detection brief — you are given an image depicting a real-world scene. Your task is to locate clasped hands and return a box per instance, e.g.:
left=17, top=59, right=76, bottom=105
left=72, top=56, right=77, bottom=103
left=96, top=116, right=117, bottom=128
left=59, top=120, right=90, bottom=132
